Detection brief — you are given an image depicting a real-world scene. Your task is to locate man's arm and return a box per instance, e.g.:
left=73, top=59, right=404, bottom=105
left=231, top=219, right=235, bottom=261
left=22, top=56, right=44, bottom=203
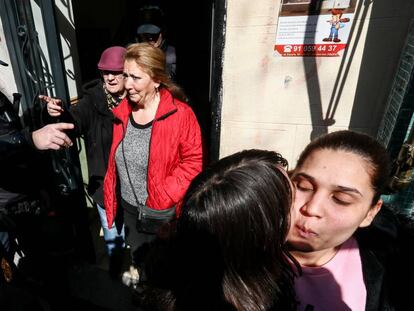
left=0, top=123, right=74, bottom=160
left=31, top=123, right=74, bottom=150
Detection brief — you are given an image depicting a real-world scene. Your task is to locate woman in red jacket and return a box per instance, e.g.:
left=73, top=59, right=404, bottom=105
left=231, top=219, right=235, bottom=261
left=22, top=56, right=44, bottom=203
left=103, top=43, right=203, bottom=285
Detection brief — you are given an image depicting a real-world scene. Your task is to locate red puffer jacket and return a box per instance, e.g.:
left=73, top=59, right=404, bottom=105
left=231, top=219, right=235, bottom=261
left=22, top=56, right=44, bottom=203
left=103, top=89, right=203, bottom=228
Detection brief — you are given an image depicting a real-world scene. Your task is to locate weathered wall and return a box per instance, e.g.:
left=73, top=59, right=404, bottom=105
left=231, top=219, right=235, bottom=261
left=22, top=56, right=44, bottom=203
left=220, top=0, right=414, bottom=166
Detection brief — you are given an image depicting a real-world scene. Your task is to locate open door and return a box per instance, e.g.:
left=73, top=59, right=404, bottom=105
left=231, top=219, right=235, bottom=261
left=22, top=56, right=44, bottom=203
left=72, top=0, right=225, bottom=161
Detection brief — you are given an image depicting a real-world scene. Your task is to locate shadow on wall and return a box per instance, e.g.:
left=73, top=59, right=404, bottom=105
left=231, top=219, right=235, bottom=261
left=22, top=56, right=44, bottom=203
left=54, top=2, right=83, bottom=99
left=350, top=0, right=414, bottom=135
left=302, top=2, right=326, bottom=140
left=302, top=0, right=414, bottom=139
left=321, top=0, right=365, bottom=133
left=302, top=0, right=361, bottom=140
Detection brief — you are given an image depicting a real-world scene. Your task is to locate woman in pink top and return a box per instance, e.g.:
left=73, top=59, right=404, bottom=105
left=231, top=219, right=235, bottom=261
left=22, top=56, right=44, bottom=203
left=288, top=130, right=414, bottom=310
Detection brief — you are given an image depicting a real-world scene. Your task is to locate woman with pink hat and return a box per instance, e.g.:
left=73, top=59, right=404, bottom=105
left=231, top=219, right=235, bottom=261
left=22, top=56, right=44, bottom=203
left=40, top=46, right=127, bottom=274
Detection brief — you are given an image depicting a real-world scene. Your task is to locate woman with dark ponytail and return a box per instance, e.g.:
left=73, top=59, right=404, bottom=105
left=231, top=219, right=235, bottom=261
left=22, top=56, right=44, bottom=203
left=142, top=149, right=298, bottom=310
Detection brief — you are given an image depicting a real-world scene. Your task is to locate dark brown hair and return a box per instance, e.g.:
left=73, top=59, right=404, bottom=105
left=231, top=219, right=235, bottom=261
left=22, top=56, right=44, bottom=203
left=157, top=149, right=297, bottom=310
left=296, top=130, right=391, bottom=205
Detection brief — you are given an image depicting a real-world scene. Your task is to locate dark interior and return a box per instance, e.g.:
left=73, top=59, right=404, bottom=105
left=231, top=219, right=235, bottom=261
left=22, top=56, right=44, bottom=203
left=72, top=0, right=213, bottom=150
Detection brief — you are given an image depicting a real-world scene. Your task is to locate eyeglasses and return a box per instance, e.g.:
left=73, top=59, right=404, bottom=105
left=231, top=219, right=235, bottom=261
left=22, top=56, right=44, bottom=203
left=137, top=32, right=160, bottom=43
left=101, top=70, right=123, bottom=76
left=101, top=71, right=124, bottom=81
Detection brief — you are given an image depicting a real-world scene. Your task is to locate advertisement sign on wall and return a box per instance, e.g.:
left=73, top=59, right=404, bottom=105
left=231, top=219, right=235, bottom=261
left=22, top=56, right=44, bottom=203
left=275, top=0, right=357, bottom=56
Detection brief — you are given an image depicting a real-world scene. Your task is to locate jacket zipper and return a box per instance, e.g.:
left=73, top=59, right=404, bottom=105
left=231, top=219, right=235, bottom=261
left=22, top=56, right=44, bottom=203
left=112, top=117, right=127, bottom=207
left=146, top=99, right=178, bottom=208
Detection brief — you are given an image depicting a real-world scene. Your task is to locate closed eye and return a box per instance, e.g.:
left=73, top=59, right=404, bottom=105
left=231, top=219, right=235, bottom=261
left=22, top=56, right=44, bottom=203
left=332, top=196, right=351, bottom=206
left=296, top=185, right=313, bottom=192
left=294, top=179, right=314, bottom=192
left=332, top=191, right=355, bottom=206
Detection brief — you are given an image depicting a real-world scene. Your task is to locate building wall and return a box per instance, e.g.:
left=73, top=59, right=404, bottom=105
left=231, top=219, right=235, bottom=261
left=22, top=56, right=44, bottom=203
left=219, top=0, right=414, bottom=166
left=0, top=21, right=17, bottom=102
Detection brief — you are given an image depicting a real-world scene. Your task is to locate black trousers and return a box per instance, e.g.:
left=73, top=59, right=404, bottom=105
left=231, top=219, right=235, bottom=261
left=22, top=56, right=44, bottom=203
left=121, top=199, right=156, bottom=267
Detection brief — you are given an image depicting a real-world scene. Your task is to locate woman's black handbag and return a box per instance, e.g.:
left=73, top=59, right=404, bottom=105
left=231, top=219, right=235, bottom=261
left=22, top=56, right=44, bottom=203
left=136, top=203, right=176, bottom=234
left=121, top=139, right=176, bottom=235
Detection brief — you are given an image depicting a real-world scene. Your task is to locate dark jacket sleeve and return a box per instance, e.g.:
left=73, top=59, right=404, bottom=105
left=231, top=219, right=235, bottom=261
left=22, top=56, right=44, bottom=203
left=357, top=206, right=414, bottom=310
left=0, top=128, right=31, bottom=160
left=66, top=93, right=95, bottom=137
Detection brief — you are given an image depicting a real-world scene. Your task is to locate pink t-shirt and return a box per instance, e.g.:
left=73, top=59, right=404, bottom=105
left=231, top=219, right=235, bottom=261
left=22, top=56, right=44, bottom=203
left=295, top=237, right=366, bottom=311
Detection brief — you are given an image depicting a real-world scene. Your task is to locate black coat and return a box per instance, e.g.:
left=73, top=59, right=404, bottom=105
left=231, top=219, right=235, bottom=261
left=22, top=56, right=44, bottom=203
left=0, top=92, right=45, bottom=210
left=357, top=206, right=414, bottom=310
left=60, top=79, right=114, bottom=206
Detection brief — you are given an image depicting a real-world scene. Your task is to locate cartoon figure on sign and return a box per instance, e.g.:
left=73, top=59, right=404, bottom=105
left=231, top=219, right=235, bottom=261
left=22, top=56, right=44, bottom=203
left=323, top=9, right=350, bottom=43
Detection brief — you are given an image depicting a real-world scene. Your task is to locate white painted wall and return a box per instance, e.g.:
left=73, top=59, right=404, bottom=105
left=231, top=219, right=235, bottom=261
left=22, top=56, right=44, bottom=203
left=55, top=0, right=81, bottom=101
left=0, top=21, right=17, bottom=102
left=1, top=1, right=79, bottom=106
left=31, top=0, right=80, bottom=100
left=220, top=0, right=414, bottom=166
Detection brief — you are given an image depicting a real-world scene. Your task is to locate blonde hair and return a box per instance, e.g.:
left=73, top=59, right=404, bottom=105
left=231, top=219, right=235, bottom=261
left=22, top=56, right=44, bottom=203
left=125, top=43, right=186, bottom=101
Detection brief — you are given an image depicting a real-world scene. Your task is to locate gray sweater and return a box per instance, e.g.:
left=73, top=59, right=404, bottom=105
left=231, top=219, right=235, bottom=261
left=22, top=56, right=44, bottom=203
left=115, top=115, right=152, bottom=207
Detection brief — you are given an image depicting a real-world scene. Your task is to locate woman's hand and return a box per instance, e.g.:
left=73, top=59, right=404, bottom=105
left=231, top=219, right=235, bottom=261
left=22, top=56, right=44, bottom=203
left=39, top=95, right=64, bottom=117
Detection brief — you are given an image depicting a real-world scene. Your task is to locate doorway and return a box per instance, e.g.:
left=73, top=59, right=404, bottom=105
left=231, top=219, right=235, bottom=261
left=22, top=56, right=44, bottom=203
left=72, top=0, right=214, bottom=154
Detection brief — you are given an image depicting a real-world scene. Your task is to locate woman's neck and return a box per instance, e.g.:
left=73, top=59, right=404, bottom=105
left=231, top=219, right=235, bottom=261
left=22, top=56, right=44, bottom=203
left=290, top=246, right=340, bottom=267
left=136, top=91, right=159, bottom=110
left=132, top=92, right=160, bottom=124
